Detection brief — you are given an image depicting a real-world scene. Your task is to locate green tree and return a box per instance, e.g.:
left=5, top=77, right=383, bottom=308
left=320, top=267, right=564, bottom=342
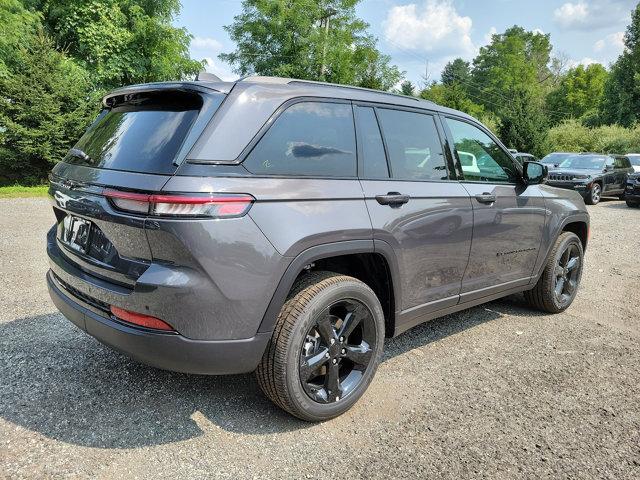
left=498, top=87, right=548, bottom=156
left=27, top=0, right=202, bottom=89
left=441, top=58, right=471, bottom=87
left=600, top=4, right=640, bottom=126
left=546, top=63, right=608, bottom=123
left=0, top=28, right=97, bottom=183
left=471, top=26, right=553, bottom=116
left=419, top=82, right=484, bottom=118
left=220, top=0, right=403, bottom=90
left=399, top=80, right=415, bottom=96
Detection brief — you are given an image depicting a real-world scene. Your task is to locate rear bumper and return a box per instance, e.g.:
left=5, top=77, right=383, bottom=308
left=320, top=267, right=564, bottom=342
left=47, top=270, right=270, bottom=375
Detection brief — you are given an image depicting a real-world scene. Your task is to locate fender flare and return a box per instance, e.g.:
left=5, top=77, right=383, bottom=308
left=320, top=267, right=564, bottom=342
left=257, top=239, right=402, bottom=334
left=534, top=212, right=590, bottom=280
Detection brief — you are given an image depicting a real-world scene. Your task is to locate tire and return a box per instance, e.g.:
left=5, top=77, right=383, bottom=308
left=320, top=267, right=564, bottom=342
left=626, top=200, right=639, bottom=208
left=585, top=183, right=601, bottom=205
left=256, top=271, right=385, bottom=421
left=525, top=232, right=584, bottom=313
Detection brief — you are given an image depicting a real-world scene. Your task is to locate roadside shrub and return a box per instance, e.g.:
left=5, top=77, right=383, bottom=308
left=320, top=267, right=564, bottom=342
left=546, top=120, right=640, bottom=154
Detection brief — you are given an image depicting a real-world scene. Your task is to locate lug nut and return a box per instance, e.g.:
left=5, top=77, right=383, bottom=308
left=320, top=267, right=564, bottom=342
left=332, top=358, right=337, bottom=364
left=339, top=336, right=345, bottom=343
left=325, top=352, right=330, bottom=358
left=341, top=348, right=346, bottom=354
left=330, top=338, right=335, bottom=345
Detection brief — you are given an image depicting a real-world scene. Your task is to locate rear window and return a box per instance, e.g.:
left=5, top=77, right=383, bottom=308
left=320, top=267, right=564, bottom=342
left=64, top=91, right=222, bottom=175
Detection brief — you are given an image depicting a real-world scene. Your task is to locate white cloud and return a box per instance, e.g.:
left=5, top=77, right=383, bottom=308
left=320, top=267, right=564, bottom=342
left=594, top=31, right=625, bottom=52
left=191, top=37, right=223, bottom=51
left=553, top=0, right=634, bottom=31
left=532, top=28, right=546, bottom=35
left=568, top=57, right=599, bottom=68
left=383, top=0, right=475, bottom=58
left=554, top=2, right=590, bottom=28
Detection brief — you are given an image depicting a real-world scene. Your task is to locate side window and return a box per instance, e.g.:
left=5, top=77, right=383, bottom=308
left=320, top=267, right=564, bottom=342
left=355, top=106, right=388, bottom=178
left=376, top=109, right=448, bottom=181
left=614, top=157, right=630, bottom=169
left=446, top=118, right=518, bottom=183
left=605, top=156, right=615, bottom=169
left=244, top=102, right=356, bottom=177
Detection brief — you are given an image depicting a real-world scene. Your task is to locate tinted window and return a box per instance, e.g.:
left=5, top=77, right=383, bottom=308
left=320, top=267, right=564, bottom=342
left=446, top=118, right=518, bottom=183
left=376, top=109, right=447, bottom=181
left=244, top=102, right=356, bottom=177
left=355, top=107, right=388, bottom=178
left=558, top=155, right=606, bottom=170
left=628, top=155, right=640, bottom=166
left=541, top=153, right=572, bottom=165
left=614, top=157, right=631, bottom=169
left=65, top=91, right=216, bottom=174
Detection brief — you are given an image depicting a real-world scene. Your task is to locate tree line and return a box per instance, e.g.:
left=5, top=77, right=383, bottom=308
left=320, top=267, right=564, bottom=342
left=410, top=4, right=640, bottom=157
left=1, top=0, right=639, bottom=184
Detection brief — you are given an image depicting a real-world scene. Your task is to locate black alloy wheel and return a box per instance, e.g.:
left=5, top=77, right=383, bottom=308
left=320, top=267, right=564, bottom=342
left=299, top=299, right=376, bottom=404
left=553, top=243, right=581, bottom=306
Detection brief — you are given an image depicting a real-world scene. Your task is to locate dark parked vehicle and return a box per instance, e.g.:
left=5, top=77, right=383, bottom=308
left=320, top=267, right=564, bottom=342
left=540, top=152, right=574, bottom=168
left=47, top=77, right=590, bottom=421
left=625, top=172, right=640, bottom=207
left=627, top=154, right=640, bottom=173
left=513, top=152, right=539, bottom=165
left=546, top=153, right=634, bottom=205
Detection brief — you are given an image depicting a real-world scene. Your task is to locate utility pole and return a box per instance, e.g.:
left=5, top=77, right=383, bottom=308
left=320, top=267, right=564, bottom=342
left=320, top=7, right=337, bottom=80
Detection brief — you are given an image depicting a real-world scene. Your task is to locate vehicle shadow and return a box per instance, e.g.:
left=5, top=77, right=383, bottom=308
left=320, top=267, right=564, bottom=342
left=0, top=294, right=539, bottom=449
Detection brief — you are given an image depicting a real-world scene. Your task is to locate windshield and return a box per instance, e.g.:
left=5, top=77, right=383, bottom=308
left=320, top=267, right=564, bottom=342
left=64, top=90, right=224, bottom=174
left=558, top=155, right=607, bottom=170
left=628, top=155, right=640, bottom=166
left=541, top=153, right=571, bottom=164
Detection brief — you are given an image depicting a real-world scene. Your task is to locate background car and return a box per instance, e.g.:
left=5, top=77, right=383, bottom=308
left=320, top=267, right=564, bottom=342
left=625, top=172, right=640, bottom=207
left=626, top=154, right=640, bottom=172
left=540, top=152, right=576, bottom=168
left=546, top=153, right=634, bottom=204
left=513, top=152, right=539, bottom=165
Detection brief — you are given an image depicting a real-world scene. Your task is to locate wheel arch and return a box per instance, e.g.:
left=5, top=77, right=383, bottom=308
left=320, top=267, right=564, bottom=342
left=535, top=213, right=589, bottom=280
left=257, top=240, right=401, bottom=338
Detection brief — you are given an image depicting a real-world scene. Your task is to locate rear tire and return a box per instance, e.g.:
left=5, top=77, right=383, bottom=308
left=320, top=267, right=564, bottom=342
left=585, top=183, right=601, bottom=205
left=256, top=271, right=385, bottom=421
left=525, top=232, right=584, bottom=313
left=626, top=200, right=639, bottom=208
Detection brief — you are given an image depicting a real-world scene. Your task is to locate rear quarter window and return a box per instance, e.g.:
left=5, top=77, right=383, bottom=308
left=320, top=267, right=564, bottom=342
left=243, top=102, right=357, bottom=177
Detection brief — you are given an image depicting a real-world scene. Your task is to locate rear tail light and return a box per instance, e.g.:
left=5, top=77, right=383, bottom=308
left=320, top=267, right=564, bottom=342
left=103, top=189, right=254, bottom=218
left=110, top=306, right=175, bottom=331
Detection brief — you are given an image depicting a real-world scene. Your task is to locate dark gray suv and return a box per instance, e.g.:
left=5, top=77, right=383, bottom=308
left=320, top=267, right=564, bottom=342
left=47, top=77, right=590, bottom=421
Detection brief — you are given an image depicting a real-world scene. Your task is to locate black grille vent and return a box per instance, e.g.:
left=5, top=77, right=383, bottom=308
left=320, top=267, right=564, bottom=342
left=550, top=174, right=575, bottom=181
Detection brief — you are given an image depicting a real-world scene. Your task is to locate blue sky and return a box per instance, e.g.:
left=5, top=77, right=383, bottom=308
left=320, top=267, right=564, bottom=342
left=175, top=0, right=637, bottom=86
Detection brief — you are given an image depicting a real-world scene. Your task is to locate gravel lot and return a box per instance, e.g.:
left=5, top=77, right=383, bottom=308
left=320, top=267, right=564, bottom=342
left=1, top=197, right=639, bottom=479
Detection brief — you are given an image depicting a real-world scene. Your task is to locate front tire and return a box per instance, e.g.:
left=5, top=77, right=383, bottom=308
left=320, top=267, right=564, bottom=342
left=585, top=183, right=601, bottom=205
left=525, top=232, right=584, bottom=313
left=256, top=271, right=385, bottom=421
left=626, top=200, right=639, bottom=208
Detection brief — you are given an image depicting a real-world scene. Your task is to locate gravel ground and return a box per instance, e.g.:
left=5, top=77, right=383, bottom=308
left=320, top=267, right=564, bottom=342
left=1, top=197, right=639, bottom=479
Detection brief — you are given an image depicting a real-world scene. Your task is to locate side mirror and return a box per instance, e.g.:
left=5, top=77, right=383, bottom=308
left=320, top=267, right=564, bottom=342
left=523, top=161, right=547, bottom=185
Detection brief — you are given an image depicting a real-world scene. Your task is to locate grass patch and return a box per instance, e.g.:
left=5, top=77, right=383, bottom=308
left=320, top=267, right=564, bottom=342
left=0, top=185, right=49, bottom=198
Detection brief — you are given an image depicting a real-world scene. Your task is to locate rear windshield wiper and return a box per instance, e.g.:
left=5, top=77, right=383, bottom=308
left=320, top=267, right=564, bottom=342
left=68, top=148, right=92, bottom=163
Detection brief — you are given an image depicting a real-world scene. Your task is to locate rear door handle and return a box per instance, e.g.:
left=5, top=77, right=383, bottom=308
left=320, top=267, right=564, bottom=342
left=475, top=193, right=496, bottom=204
left=375, top=192, right=410, bottom=206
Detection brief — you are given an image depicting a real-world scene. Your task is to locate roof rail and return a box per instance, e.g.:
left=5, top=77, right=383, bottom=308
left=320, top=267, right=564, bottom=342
left=238, top=75, right=428, bottom=104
